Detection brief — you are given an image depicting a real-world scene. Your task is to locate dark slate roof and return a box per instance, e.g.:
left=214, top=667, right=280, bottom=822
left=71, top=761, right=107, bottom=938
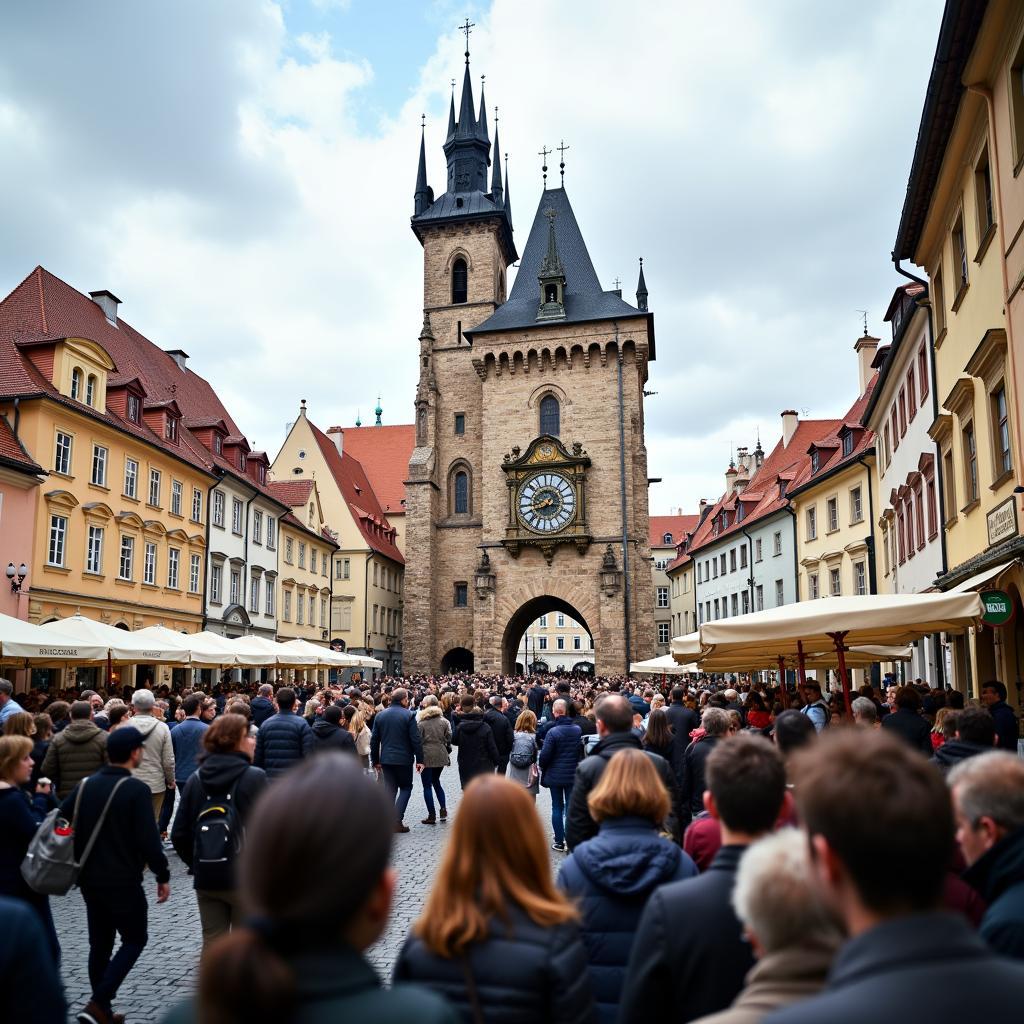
left=467, top=187, right=643, bottom=336
left=414, top=190, right=505, bottom=222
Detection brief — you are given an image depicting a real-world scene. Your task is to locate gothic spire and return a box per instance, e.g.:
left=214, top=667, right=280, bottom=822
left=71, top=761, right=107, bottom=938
left=413, top=121, right=431, bottom=216
left=503, top=155, right=511, bottom=225
left=636, top=257, right=648, bottom=311
left=540, top=210, right=565, bottom=278
left=446, top=84, right=456, bottom=141
left=476, top=76, right=489, bottom=143
left=491, top=118, right=503, bottom=203
left=456, top=60, right=476, bottom=138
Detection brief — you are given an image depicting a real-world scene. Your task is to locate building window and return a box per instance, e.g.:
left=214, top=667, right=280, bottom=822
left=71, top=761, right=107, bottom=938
left=850, top=486, right=863, bottom=524
left=975, top=146, right=994, bottom=240
left=729, top=548, right=737, bottom=572
left=148, top=468, right=161, bottom=507
left=47, top=515, right=68, bottom=566
left=454, top=413, right=465, bottom=435
left=830, top=568, right=841, bottom=596
left=539, top=614, right=548, bottom=627
left=775, top=579, right=785, bottom=605
left=556, top=635, right=565, bottom=651
left=755, top=585, right=764, bottom=611
left=740, top=546, right=748, bottom=569
left=283, top=591, right=291, bottom=622
left=144, top=542, right=157, bottom=585
left=538, top=636, right=548, bottom=651
left=539, top=394, right=560, bottom=437
left=126, top=394, right=141, bottom=423
left=806, top=506, right=817, bottom=541
left=452, top=258, right=468, bottom=304
left=656, top=587, right=669, bottom=608
left=230, top=570, right=240, bottom=605
left=298, top=542, right=306, bottom=569
left=165, top=416, right=178, bottom=443
left=119, top=536, right=134, bottom=580
left=714, top=599, right=720, bottom=620
left=168, top=548, right=180, bottom=589
left=232, top=498, right=243, bottom=535
left=897, top=509, right=907, bottom=564
left=915, top=488, right=926, bottom=551
left=285, top=538, right=294, bottom=564
left=730, top=593, right=739, bottom=616
left=809, top=572, right=820, bottom=599
left=266, top=518, right=277, bottom=550
left=210, top=564, right=222, bottom=603
left=86, top=375, right=96, bottom=407
left=54, top=431, right=73, bottom=475
left=250, top=577, right=260, bottom=614
left=810, top=450, right=820, bottom=473
left=827, top=497, right=839, bottom=533
left=919, top=345, right=929, bottom=399
left=557, top=612, right=565, bottom=626
left=321, top=597, right=327, bottom=625
left=908, top=367, right=917, bottom=420
left=883, top=424, right=891, bottom=467
left=772, top=531, right=782, bottom=556
left=963, top=421, right=979, bottom=503
left=926, top=478, right=938, bottom=538
left=309, top=595, right=316, bottom=626
left=842, top=432, right=854, bottom=457
left=212, top=490, right=224, bottom=527
left=454, top=470, right=469, bottom=515
left=342, top=558, right=350, bottom=580
left=720, top=553, right=726, bottom=575
left=91, top=444, right=108, bottom=487
left=712, top=559, right=718, bottom=578
left=454, top=582, right=468, bottom=607
left=906, top=492, right=916, bottom=555
left=171, top=480, right=182, bottom=516
left=741, top=591, right=750, bottom=614
left=755, top=538, right=763, bottom=562
left=322, top=554, right=328, bottom=576
left=213, top=433, right=222, bottom=454
left=189, top=553, right=201, bottom=593
left=662, top=532, right=673, bottom=545
left=952, top=212, right=968, bottom=294
left=70, top=368, right=82, bottom=400
left=265, top=581, right=275, bottom=616
left=86, top=525, right=103, bottom=574
left=657, top=622, right=670, bottom=644
left=854, top=560, right=865, bottom=597
left=252, top=510, right=262, bottom=544
left=993, top=385, right=1012, bottom=476
left=898, top=388, right=907, bottom=436
left=891, top=405, right=900, bottom=451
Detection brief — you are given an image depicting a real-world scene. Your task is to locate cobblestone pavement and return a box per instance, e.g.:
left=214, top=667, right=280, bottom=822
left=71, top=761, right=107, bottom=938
left=54, top=772, right=560, bottom=1023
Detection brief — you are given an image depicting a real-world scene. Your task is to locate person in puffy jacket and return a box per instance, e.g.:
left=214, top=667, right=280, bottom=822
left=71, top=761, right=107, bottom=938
left=40, top=700, right=107, bottom=800
left=558, top=749, right=696, bottom=1024
left=417, top=697, right=451, bottom=825
left=539, top=700, right=583, bottom=852
left=453, top=695, right=499, bottom=788
left=393, top=774, right=596, bottom=1024
left=310, top=705, right=358, bottom=757
left=250, top=684, right=276, bottom=728
left=172, top=714, right=268, bottom=948
left=254, top=687, right=314, bottom=779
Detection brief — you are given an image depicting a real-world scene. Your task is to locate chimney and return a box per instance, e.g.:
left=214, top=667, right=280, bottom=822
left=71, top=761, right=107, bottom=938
left=855, top=334, right=880, bottom=394
left=89, top=289, right=121, bottom=326
left=326, top=425, right=344, bottom=456
left=781, top=410, right=799, bottom=448
left=165, top=349, right=189, bottom=371
left=725, top=462, right=738, bottom=495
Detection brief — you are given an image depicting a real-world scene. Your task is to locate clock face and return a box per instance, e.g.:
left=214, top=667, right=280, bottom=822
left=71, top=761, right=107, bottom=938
left=518, top=472, right=577, bottom=534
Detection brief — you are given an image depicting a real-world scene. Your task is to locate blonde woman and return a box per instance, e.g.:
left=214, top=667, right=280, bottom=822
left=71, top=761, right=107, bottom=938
left=507, top=708, right=540, bottom=801
left=343, top=704, right=372, bottom=769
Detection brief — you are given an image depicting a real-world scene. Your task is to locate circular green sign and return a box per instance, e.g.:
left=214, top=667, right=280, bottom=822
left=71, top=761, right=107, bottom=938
left=981, top=589, right=1014, bottom=626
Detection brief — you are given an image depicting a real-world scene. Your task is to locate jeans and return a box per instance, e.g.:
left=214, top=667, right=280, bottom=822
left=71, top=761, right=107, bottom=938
left=380, top=763, right=414, bottom=823
left=549, top=783, right=573, bottom=845
left=81, top=885, right=148, bottom=1013
left=420, top=766, right=447, bottom=816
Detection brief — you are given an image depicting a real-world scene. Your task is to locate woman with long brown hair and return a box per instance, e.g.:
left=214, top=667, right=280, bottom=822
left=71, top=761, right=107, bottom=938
left=393, top=775, right=596, bottom=1023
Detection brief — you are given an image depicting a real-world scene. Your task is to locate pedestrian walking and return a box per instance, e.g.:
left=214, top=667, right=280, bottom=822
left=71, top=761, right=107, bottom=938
left=171, top=713, right=268, bottom=949
left=40, top=700, right=108, bottom=800
left=506, top=708, right=540, bottom=801
left=0, top=896, right=66, bottom=1024
left=163, top=754, right=456, bottom=1024
left=416, top=695, right=451, bottom=825
left=880, top=686, right=932, bottom=756
left=249, top=683, right=275, bottom=728
left=393, top=774, right=596, bottom=1024
left=980, top=681, right=1020, bottom=752
left=539, top=698, right=583, bottom=852
left=253, top=686, right=313, bottom=779
left=61, top=725, right=170, bottom=1024
left=558, top=749, right=697, bottom=1024
left=370, top=687, right=424, bottom=834
left=931, top=708, right=997, bottom=773
left=680, top=707, right=730, bottom=820
left=0, top=678, right=22, bottom=727
left=485, top=694, right=515, bottom=774
left=453, top=693, right=499, bottom=788
left=310, top=705, right=358, bottom=756
left=343, top=703, right=372, bottom=769
left=128, top=689, right=176, bottom=822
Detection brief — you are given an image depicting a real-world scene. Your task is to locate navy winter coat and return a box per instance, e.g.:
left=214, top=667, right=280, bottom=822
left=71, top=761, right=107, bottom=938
left=680, top=735, right=719, bottom=817
left=253, top=710, right=314, bottom=778
left=170, top=717, right=208, bottom=784
left=250, top=696, right=275, bottom=728
left=964, top=825, right=1024, bottom=959
left=989, top=700, right=1020, bottom=752
left=538, top=716, right=583, bottom=787
left=370, top=705, right=424, bottom=767
left=557, top=816, right=697, bottom=1024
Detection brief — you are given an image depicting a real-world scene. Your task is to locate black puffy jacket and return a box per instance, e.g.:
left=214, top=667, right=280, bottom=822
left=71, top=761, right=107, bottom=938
left=310, top=719, right=358, bottom=756
left=392, top=905, right=596, bottom=1024
left=253, top=711, right=314, bottom=778
left=453, top=713, right=499, bottom=779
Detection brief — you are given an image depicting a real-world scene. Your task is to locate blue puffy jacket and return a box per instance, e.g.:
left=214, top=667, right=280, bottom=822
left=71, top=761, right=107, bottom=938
left=557, top=816, right=696, bottom=1024
left=254, top=711, right=314, bottom=778
left=370, top=705, right=424, bottom=767
left=170, top=717, right=208, bottom=784
left=538, top=717, right=582, bottom=787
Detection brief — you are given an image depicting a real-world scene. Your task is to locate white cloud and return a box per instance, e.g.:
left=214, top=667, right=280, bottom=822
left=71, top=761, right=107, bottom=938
left=0, top=0, right=944, bottom=514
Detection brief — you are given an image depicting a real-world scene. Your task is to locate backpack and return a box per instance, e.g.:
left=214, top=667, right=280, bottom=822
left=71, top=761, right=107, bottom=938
left=22, top=775, right=128, bottom=896
left=192, top=778, right=243, bottom=890
left=509, top=733, right=536, bottom=770
left=802, top=699, right=832, bottom=728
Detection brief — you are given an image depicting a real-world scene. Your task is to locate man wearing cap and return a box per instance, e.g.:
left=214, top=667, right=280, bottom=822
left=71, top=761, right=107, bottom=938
left=59, top=726, right=170, bottom=1024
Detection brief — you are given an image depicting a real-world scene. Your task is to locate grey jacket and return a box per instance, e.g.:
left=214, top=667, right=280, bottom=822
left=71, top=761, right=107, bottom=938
left=417, top=707, right=451, bottom=768
left=41, top=719, right=108, bottom=800
left=130, top=714, right=176, bottom=794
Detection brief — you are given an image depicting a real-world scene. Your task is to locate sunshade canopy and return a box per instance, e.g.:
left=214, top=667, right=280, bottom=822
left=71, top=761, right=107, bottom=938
left=0, top=611, right=108, bottom=665
left=131, top=626, right=240, bottom=668
left=630, top=654, right=697, bottom=675
left=280, top=639, right=366, bottom=668
left=39, top=615, right=191, bottom=665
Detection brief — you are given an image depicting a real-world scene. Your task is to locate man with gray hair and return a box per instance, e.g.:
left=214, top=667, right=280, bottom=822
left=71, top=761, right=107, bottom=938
left=0, top=678, right=20, bottom=725
left=129, top=688, right=175, bottom=821
left=484, top=693, right=514, bottom=774
left=949, top=751, right=1024, bottom=958
left=681, top=707, right=732, bottom=820
left=851, top=696, right=879, bottom=728
left=691, top=829, right=842, bottom=1024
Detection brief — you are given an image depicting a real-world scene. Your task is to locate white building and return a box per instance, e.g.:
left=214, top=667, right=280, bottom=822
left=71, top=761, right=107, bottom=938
left=516, top=612, right=594, bottom=674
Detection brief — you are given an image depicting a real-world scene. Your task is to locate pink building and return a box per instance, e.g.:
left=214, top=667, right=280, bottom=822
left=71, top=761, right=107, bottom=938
left=0, top=415, right=43, bottom=621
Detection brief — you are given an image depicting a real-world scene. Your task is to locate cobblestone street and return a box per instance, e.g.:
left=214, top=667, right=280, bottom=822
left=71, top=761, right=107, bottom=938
left=53, top=773, right=558, bottom=1023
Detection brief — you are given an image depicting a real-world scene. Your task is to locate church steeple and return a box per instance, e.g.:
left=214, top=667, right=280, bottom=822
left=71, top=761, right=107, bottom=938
left=476, top=77, right=489, bottom=144
left=413, top=122, right=433, bottom=216
left=491, top=117, right=503, bottom=204
left=636, top=257, right=648, bottom=312
left=446, top=86, right=456, bottom=141
left=537, top=208, right=567, bottom=320
left=442, top=35, right=491, bottom=195
left=503, top=156, right=512, bottom=225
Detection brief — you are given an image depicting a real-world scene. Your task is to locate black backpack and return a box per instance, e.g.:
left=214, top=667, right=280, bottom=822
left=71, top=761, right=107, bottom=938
left=192, top=778, right=242, bottom=890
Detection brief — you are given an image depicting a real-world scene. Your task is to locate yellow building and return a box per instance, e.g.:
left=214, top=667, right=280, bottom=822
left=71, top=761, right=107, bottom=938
left=650, top=514, right=699, bottom=654
left=666, top=548, right=697, bottom=641
left=271, top=403, right=406, bottom=674
left=896, top=0, right=1024, bottom=702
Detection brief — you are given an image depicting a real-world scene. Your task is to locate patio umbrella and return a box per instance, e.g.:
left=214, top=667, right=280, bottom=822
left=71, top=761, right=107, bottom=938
left=39, top=615, right=191, bottom=665
left=0, top=611, right=107, bottom=665
left=227, top=635, right=320, bottom=669
left=131, top=625, right=240, bottom=668
left=279, top=638, right=365, bottom=668
left=629, top=654, right=698, bottom=675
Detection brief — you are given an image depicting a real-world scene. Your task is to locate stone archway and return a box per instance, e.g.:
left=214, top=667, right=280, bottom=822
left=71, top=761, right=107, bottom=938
left=441, top=647, right=475, bottom=673
left=500, top=595, right=594, bottom=677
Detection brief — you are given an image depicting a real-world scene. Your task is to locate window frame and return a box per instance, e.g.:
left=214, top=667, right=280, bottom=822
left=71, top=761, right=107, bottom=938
left=124, top=457, right=139, bottom=499
left=54, top=431, right=73, bottom=476
left=91, top=444, right=108, bottom=487
left=86, top=524, right=104, bottom=575
left=47, top=514, right=68, bottom=567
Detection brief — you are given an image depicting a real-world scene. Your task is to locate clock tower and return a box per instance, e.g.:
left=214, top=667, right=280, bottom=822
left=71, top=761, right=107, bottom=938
left=403, top=47, right=656, bottom=676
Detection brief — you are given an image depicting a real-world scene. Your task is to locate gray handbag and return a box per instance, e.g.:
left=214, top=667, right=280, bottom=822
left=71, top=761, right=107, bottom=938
left=21, top=776, right=128, bottom=895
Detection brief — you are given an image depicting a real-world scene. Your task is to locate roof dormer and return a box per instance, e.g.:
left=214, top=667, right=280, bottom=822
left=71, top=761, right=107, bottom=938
left=142, top=399, right=182, bottom=445
left=246, top=451, right=270, bottom=486
left=20, top=336, right=117, bottom=414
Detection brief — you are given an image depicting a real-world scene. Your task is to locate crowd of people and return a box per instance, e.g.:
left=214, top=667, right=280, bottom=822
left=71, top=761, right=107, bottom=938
left=0, top=666, right=1021, bottom=1024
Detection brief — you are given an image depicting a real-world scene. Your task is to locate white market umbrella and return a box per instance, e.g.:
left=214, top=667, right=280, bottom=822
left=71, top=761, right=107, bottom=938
left=0, top=611, right=107, bottom=665
left=630, top=654, right=698, bottom=675
left=132, top=625, right=240, bottom=668
left=280, top=639, right=365, bottom=668
left=40, top=614, right=191, bottom=665
left=228, top=635, right=319, bottom=669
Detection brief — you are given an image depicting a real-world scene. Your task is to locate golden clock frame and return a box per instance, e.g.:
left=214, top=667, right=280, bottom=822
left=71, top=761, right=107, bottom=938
left=501, top=435, right=591, bottom=564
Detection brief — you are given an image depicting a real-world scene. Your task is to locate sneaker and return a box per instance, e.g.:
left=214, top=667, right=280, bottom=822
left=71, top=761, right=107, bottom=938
left=551, top=842, right=565, bottom=852
left=77, top=1002, right=112, bottom=1024
left=421, top=815, right=436, bottom=825
left=394, top=823, right=410, bottom=834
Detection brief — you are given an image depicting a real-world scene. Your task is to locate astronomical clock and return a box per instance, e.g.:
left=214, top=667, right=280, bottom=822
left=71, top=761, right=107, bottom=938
left=501, top=436, right=591, bottom=563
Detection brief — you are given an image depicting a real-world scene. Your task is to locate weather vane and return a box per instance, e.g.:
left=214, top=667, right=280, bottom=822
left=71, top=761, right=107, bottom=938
left=421, top=112, right=426, bottom=130
left=557, top=140, right=570, bottom=187
left=538, top=145, right=551, bottom=187
left=459, top=18, right=475, bottom=62
left=856, top=309, right=868, bottom=335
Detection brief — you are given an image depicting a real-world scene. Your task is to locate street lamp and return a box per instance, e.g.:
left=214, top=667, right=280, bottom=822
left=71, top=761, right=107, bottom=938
left=6, top=562, right=28, bottom=593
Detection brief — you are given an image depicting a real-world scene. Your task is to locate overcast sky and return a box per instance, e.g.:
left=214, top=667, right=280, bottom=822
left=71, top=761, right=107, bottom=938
left=0, top=0, right=944, bottom=514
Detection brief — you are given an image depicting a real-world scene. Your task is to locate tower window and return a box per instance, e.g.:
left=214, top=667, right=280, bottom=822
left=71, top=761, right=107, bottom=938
left=452, top=258, right=468, bottom=304
left=540, top=394, right=560, bottom=437
left=454, top=470, right=469, bottom=514
left=545, top=283, right=558, bottom=304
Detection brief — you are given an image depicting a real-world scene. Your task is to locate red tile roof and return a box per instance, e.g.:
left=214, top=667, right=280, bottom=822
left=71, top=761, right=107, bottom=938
left=309, top=422, right=404, bottom=564
left=266, top=479, right=315, bottom=508
left=0, top=416, right=42, bottom=476
left=0, top=266, right=289, bottom=510
left=278, top=508, right=338, bottom=549
left=650, top=514, right=700, bottom=550
left=340, top=425, right=416, bottom=515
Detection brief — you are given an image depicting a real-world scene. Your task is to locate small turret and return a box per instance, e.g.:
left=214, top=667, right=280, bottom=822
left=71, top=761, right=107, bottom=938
left=413, top=124, right=433, bottom=216
left=375, top=396, right=383, bottom=426
left=537, top=208, right=567, bottom=321
left=491, top=118, right=503, bottom=204
left=636, top=257, right=648, bottom=312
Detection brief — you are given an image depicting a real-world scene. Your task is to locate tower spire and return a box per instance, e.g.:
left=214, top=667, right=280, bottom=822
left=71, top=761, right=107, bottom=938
left=504, top=152, right=512, bottom=225
left=491, top=110, right=503, bottom=202
left=414, top=115, right=431, bottom=216
left=456, top=20, right=476, bottom=138
left=476, top=74, right=489, bottom=142
left=636, top=257, right=648, bottom=312
left=446, top=81, right=456, bottom=140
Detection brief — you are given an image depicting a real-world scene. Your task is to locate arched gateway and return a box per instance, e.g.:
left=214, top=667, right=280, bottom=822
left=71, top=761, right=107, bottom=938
left=401, top=51, right=655, bottom=677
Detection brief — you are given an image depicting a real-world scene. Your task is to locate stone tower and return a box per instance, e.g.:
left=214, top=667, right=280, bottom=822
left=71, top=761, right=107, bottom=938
left=404, top=52, right=655, bottom=676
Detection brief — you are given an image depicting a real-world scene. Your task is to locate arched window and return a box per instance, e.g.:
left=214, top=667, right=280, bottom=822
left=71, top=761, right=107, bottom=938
left=452, top=258, right=468, bottom=304
left=454, top=470, right=469, bottom=515
left=85, top=374, right=97, bottom=407
left=545, top=283, right=558, bottom=304
left=70, top=368, right=82, bottom=400
left=539, top=394, right=560, bottom=436
left=663, top=533, right=673, bottom=545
